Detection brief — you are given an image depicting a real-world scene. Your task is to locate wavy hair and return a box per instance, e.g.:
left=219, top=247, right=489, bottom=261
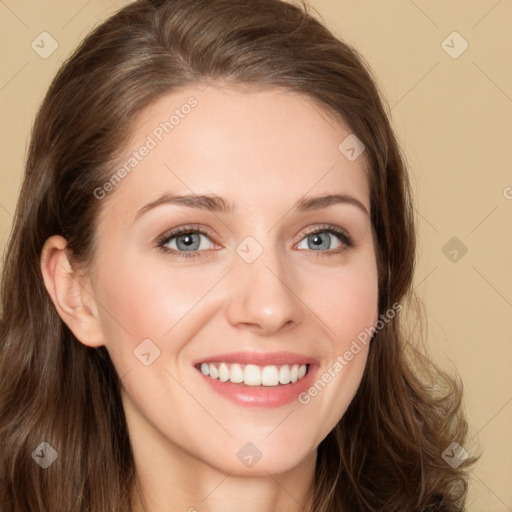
left=0, top=0, right=475, bottom=510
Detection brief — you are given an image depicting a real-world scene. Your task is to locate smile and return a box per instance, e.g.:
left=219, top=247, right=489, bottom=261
left=197, top=362, right=309, bottom=387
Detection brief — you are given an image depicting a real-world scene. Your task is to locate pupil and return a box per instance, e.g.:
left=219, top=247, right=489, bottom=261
left=309, top=233, right=330, bottom=251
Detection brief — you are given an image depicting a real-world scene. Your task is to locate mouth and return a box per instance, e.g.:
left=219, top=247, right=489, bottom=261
left=192, top=351, right=318, bottom=407
left=195, top=361, right=310, bottom=387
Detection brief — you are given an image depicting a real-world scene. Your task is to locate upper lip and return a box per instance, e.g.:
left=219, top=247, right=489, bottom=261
left=193, top=351, right=318, bottom=367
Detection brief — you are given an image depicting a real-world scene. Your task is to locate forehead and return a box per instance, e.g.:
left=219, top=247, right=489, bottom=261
left=98, top=84, right=370, bottom=226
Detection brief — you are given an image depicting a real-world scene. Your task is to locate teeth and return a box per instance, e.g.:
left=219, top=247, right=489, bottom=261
left=244, top=364, right=261, bottom=386
left=229, top=363, right=244, bottom=383
left=218, top=363, right=229, bottom=382
left=209, top=363, right=218, bottom=379
left=261, top=366, right=279, bottom=386
left=199, top=362, right=308, bottom=387
left=278, top=365, right=291, bottom=384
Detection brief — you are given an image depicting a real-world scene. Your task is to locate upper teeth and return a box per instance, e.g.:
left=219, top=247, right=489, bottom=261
left=200, top=362, right=308, bottom=386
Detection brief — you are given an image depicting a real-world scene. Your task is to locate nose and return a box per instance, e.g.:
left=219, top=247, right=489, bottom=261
left=224, top=244, right=304, bottom=336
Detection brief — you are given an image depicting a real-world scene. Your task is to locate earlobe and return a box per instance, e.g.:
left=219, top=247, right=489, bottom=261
left=40, top=235, right=105, bottom=348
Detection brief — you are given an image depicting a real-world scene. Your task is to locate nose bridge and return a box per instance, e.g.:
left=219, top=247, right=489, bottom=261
left=225, top=233, right=303, bottom=333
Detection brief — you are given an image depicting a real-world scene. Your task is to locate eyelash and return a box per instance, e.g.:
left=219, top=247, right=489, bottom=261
left=156, top=223, right=354, bottom=260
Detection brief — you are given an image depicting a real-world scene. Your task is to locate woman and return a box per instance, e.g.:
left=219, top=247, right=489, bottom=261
left=0, top=0, right=475, bottom=510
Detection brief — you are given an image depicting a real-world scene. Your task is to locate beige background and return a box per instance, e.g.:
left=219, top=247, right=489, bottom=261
left=1, top=1, right=511, bottom=510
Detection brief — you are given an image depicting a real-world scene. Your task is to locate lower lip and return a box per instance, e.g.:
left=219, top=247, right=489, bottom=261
left=197, top=365, right=318, bottom=408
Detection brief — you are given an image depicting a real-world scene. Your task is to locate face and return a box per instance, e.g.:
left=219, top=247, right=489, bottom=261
left=87, top=85, right=378, bottom=476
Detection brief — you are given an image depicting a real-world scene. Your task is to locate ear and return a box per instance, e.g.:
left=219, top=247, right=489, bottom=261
left=40, top=235, right=105, bottom=348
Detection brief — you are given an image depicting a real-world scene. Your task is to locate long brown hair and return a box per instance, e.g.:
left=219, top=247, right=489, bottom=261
left=0, top=0, right=475, bottom=510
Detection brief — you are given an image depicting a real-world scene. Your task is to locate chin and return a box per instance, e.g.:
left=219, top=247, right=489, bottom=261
left=199, top=436, right=317, bottom=477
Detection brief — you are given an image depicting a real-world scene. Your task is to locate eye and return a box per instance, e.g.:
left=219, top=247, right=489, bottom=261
left=157, top=224, right=354, bottom=260
left=295, top=226, right=353, bottom=256
left=157, top=225, right=216, bottom=259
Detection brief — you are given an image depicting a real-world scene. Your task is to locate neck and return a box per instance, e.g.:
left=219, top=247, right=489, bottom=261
left=123, top=395, right=317, bottom=512
left=132, top=459, right=316, bottom=512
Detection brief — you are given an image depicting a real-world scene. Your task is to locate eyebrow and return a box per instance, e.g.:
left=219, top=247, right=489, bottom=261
left=134, top=191, right=369, bottom=222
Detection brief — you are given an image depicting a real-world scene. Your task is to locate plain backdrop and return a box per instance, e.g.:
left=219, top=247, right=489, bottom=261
left=1, top=1, right=511, bottom=510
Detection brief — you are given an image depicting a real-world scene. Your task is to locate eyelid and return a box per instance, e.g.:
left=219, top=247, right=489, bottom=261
left=156, top=223, right=218, bottom=246
left=298, top=224, right=352, bottom=244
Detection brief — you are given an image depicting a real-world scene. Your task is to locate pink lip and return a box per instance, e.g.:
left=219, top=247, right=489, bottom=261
left=193, top=351, right=318, bottom=366
left=193, top=351, right=319, bottom=408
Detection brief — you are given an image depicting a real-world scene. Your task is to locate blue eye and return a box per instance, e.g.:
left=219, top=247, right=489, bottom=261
left=157, top=224, right=353, bottom=260
left=162, top=231, right=212, bottom=252
left=296, top=228, right=351, bottom=252
left=157, top=224, right=215, bottom=259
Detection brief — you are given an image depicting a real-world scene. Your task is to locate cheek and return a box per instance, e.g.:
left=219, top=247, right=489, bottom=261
left=334, top=269, right=379, bottom=344
left=310, top=254, right=379, bottom=345
left=91, top=252, right=192, bottom=377
left=299, top=255, right=378, bottom=437
left=94, top=252, right=214, bottom=341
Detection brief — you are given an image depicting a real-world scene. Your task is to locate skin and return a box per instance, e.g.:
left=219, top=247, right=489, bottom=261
left=41, top=84, right=379, bottom=512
